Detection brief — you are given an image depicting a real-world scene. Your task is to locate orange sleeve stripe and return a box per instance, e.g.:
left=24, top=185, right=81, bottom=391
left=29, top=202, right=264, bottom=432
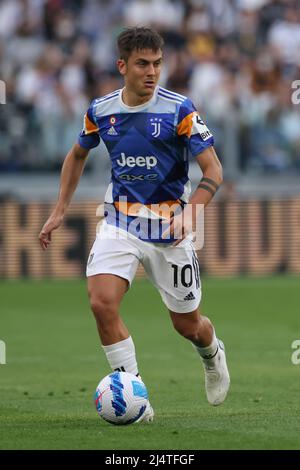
left=84, top=113, right=99, bottom=134
left=177, top=111, right=197, bottom=138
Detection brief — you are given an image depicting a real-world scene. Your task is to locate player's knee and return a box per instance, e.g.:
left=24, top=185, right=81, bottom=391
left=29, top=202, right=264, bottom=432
left=89, top=294, right=118, bottom=323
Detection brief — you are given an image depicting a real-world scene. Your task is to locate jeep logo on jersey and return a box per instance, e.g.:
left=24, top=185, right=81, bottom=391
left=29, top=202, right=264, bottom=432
left=192, top=114, right=212, bottom=141
left=117, top=153, right=157, bottom=169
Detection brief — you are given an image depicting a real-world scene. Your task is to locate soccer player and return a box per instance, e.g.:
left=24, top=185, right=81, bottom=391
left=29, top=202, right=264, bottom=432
left=39, top=27, right=230, bottom=422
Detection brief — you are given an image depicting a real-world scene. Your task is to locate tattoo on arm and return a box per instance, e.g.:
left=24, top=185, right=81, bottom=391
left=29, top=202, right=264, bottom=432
left=197, top=183, right=216, bottom=196
left=201, top=177, right=219, bottom=191
left=197, top=177, right=220, bottom=196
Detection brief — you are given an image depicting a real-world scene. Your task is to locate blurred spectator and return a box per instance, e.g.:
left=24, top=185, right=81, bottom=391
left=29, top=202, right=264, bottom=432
left=268, top=6, right=300, bottom=70
left=0, top=0, right=299, bottom=174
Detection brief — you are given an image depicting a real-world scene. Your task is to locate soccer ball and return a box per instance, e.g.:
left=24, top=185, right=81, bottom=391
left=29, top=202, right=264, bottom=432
left=94, top=371, right=149, bottom=425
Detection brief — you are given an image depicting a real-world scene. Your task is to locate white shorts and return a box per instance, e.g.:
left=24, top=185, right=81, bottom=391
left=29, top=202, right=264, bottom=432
left=86, top=222, right=201, bottom=313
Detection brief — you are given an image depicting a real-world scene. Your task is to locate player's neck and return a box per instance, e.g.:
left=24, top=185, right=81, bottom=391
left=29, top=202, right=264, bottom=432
left=122, top=87, right=154, bottom=107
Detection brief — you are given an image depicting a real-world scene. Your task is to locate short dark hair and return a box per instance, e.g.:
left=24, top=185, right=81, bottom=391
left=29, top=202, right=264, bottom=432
left=117, top=27, right=164, bottom=61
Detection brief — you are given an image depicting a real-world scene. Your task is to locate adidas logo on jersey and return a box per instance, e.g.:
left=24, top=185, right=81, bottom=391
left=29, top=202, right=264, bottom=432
left=184, top=292, right=195, bottom=301
left=117, top=153, right=157, bottom=169
left=108, top=126, right=118, bottom=136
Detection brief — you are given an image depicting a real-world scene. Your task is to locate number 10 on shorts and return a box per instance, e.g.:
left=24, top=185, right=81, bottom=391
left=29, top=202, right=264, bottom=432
left=171, top=259, right=200, bottom=289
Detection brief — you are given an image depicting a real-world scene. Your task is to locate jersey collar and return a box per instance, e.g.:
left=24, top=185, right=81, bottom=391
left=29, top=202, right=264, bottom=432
left=119, top=86, right=158, bottom=112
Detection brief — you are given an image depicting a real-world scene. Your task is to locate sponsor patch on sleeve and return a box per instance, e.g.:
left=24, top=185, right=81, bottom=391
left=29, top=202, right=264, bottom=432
left=191, top=114, right=212, bottom=141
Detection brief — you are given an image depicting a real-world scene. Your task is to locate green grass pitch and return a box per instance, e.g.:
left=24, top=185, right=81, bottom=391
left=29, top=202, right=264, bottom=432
left=0, top=277, right=300, bottom=450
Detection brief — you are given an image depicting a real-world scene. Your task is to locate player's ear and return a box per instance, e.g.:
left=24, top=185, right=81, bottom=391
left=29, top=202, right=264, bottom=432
left=117, top=59, right=127, bottom=76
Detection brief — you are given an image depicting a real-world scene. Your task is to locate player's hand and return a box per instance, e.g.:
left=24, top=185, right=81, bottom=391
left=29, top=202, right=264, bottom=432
left=162, top=210, right=193, bottom=246
left=39, top=212, right=64, bottom=250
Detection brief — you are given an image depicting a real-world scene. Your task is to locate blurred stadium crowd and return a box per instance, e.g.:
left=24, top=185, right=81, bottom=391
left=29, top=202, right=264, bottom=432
left=0, top=0, right=300, bottom=176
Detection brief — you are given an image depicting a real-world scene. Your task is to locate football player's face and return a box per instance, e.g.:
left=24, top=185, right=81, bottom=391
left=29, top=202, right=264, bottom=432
left=118, top=49, right=163, bottom=98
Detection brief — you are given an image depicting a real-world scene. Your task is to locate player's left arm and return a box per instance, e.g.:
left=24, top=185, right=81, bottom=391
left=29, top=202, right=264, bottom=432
left=168, top=145, right=222, bottom=245
left=167, top=99, right=223, bottom=243
left=189, top=145, right=223, bottom=209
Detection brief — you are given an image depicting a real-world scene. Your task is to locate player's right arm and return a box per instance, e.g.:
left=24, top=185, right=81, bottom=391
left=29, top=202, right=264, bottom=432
left=39, top=143, right=89, bottom=250
left=39, top=99, right=100, bottom=250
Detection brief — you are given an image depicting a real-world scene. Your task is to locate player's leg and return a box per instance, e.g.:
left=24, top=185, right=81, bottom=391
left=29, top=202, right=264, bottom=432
left=86, top=227, right=140, bottom=376
left=169, top=306, right=214, bottom=346
left=88, top=273, right=141, bottom=377
left=86, top=223, right=154, bottom=421
left=141, top=238, right=229, bottom=405
left=88, top=273, right=129, bottom=345
left=169, top=307, right=230, bottom=406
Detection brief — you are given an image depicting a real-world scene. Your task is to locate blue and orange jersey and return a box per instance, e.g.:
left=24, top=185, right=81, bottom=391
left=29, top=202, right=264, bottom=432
left=78, top=86, right=214, bottom=242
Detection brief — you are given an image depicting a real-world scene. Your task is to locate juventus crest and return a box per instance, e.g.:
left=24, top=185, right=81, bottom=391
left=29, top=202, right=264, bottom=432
left=150, top=117, right=162, bottom=137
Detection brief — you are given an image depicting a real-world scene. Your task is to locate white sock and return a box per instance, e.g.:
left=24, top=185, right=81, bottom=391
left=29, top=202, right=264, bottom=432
left=193, top=330, right=219, bottom=365
left=102, top=336, right=139, bottom=376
